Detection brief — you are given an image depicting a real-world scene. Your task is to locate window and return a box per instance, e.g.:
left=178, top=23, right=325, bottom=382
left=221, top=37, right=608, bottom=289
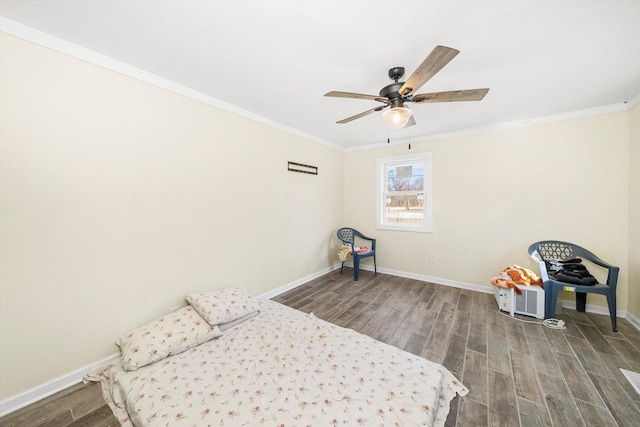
left=377, top=152, right=433, bottom=232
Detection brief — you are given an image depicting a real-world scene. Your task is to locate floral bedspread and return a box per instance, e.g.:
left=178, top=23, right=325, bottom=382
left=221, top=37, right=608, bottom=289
left=88, top=300, right=467, bottom=426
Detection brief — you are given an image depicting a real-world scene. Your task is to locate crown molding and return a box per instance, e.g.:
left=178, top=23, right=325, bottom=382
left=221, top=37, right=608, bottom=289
left=0, top=18, right=341, bottom=151
left=345, top=101, right=634, bottom=152
left=2, top=16, right=638, bottom=155
left=625, top=91, right=640, bottom=108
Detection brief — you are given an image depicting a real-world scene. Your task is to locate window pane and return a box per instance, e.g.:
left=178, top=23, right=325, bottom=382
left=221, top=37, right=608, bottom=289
left=386, top=162, right=424, bottom=192
left=377, top=152, right=432, bottom=233
left=383, top=194, right=424, bottom=224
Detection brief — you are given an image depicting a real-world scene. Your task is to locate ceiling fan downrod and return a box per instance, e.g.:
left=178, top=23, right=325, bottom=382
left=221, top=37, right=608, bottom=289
left=388, top=67, right=405, bottom=82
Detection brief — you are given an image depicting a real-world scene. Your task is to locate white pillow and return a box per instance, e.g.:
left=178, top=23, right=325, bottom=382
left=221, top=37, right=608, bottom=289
left=218, top=310, right=259, bottom=332
left=186, top=286, right=259, bottom=325
left=119, top=305, right=222, bottom=371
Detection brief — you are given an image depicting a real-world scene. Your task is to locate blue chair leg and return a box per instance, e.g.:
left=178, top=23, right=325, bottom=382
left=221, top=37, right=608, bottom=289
left=576, top=292, right=587, bottom=312
left=544, top=283, right=556, bottom=319
left=340, top=262, right=344, bottom=274
left=607, top=292, right=617, bottom=332
left=354, top=256, right=360, bottom=281
left=373, top=255, right=377, bottom=276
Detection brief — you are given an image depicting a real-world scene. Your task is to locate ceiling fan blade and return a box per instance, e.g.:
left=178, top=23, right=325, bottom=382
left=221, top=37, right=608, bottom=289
left=336, top=104, right=388, bottom=124
left=398, top=45, right=460, bottom=97
left=412, top=88, right=490, bottom=104
left=325, top=91, right=388, bottom=103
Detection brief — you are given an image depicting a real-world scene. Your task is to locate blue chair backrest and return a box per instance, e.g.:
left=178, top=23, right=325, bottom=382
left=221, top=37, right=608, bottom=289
left=337, top=228, right=356, bottom=245
left=530, top=241, right=576, bottom=261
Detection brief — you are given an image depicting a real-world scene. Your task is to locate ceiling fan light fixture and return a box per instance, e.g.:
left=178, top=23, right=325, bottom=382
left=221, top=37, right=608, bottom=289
left=382, top=106, right=412, bottom=129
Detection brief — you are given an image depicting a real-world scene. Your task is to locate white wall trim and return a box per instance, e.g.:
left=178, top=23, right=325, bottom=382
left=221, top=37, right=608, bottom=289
left=349, top=263, right=494, bottom=294
left=2, top=17, right=637, bottom=155
left=561, top=301, right=627, bottom=321
left=0, top=265, right=341, bottom=417
left=355, top=264, right=636, bottom=323
left=0, top=353, right=119, bottom=417
left=1, top=264, right=636, bottom=417
left=372, top=265, right=494, bottom=294
left=0, top=17, right=340, bottom=151
left=346, top=101, right=634, bottom=151
left=625, top=91, right=640, bottom=108
left=625, top=311, right=640, bottom=330
left=257, top=264, right=342, bottom=300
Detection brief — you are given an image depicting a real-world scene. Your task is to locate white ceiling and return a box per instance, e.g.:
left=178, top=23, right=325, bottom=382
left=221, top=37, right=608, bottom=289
left=1, top=0, right=639, bottom=150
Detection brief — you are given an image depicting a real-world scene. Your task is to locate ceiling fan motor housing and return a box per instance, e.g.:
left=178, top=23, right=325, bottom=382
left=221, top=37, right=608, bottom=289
left=380, top=82, right=405, bottom=106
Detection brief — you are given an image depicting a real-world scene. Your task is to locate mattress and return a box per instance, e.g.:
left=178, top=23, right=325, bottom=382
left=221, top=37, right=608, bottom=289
left=88, top=300, right=467, bottom=426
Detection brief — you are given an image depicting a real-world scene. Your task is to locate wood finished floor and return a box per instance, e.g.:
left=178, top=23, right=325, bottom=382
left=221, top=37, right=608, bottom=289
left=2, top=269, right=639, bottom=426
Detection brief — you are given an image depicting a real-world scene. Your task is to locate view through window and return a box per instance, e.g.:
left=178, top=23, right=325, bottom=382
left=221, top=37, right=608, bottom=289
left=377, top=152, right=433, bottom=232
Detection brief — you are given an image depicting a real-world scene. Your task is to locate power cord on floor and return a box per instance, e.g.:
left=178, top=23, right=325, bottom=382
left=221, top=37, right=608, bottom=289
left=542, top=318, right=566, bottom=329
left=497, top=309, right=566, bottom=329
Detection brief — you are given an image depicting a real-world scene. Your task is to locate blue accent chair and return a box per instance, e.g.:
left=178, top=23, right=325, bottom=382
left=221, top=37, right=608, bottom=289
left=337, top=228, right=377, bottom=281
left=528, top=240, right=619, bottom=332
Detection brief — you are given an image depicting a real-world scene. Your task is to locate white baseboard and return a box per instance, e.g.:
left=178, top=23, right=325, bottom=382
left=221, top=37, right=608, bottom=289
left=2, top=263, right=636, bottom=417
left=371, top=265, right=495, bottom=294
left=347, top=263, right=494, bottom=294
left=561, top=301, right=628, bottom=320
left=626, top=312, right=640, bottom=330
left=257, top=263, right=341, bottom=300
left=0, top=353, right=120, bottom=418
left=356, top=263, right=637, bottom=325
left=620, top=368, right=640, bottom=396
left=0, top=265, right=341, bottom=418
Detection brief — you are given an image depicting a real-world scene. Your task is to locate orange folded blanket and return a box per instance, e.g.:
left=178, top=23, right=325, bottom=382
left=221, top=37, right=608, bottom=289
left=490, top=265, right=543, bottom=295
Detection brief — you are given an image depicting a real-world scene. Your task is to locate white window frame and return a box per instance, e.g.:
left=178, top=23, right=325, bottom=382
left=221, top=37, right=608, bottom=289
left=376, top=152, right=433, bottom=233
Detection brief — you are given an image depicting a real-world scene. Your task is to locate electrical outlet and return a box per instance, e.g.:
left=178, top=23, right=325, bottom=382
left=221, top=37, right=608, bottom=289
left=430, top=254, right=436, bottom=263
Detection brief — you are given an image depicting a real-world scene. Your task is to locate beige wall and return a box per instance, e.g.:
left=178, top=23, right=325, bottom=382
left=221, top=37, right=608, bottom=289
left=0, top=34, right=344, bottom=399
left=628, top=103, right=640, bottom=320
left=0, top=30, right=637, bottom=403
left=345, top=112, right=630, bottom=311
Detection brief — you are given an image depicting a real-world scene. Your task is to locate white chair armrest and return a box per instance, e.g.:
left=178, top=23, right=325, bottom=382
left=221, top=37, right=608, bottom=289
left=537, top=260, right=550, bottom=281
left=528, top=249, right=550, bottom=282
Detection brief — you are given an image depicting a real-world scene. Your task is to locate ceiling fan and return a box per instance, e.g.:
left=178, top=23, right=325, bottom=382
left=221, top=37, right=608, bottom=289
left=325, top=45, right=489, bottom=129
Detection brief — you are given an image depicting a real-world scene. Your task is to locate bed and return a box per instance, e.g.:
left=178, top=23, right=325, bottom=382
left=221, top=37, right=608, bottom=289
left=88, top=287, right=467, bottom=426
